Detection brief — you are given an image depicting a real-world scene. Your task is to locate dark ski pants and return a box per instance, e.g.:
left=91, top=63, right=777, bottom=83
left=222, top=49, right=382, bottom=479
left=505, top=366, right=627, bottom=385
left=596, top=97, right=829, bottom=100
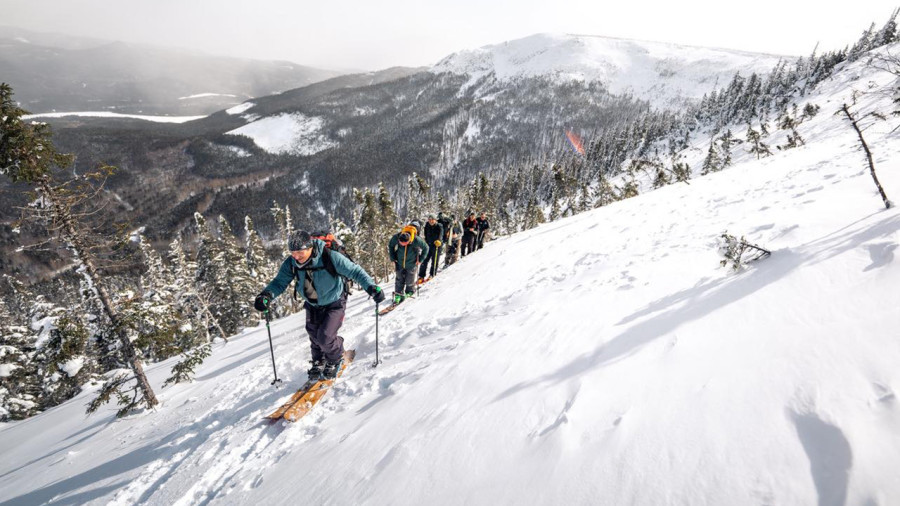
left=394, top=266, right=416, bottom=295
left=418, top=246, right=440, bottom=279
left=476, top=232, right=486, bottom=250
left=304, top=297, right=346, bottom=363
left=461, top=233, right=476, bottom=257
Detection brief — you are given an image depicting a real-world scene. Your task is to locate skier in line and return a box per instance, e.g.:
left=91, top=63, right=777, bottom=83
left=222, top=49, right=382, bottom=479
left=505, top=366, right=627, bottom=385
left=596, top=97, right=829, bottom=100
left=476, top=212, right=491, bottom=250
left=418, top=215, right=444, bottom=282
left=388, top=225, right=429, bottom=303
left=254, top=230, right=385, bottom=380
left=437, top=212, right=453, bottom=245
left=444, top=214, right=462, bottom=267
left=461, top=211, right=478, bottom=257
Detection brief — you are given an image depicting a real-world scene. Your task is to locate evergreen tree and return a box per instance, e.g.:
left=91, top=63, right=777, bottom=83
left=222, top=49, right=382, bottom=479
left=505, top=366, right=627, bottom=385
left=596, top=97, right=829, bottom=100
left=618, top=177, right=640, bottom=199
left=270, top=201, right=288, bottom=258
left=671, top=160, right=692, bottom=184
left=594, top=173, right=617, bottom=208
left=353, top=187, right=389, bottom=281
left=746, top=124, right=773, bottom=159
left=701, top=139, right=721, bottom=176
left=244, top=216, right=270, bottom=284
left=34, top=308, right=96, bottom=409
left=376, top=183, right=400, bottom=279
left=406, top=172, right=431, bottom=220
left=0, top=295, right=41, bottom=421
left=194, top=213, right=247, bottom=338
left=719, top=129, right=737, bottom=168
left=652, top=166, right=672, bottom=189
left=523, top=197, right=545, bottom=230
left=129, top=234, right=189, bottom=362
left=578, top=184, right=592, bottom=213
left=166, top=236, right=222, bottom=344
left=777, top=106, right=806, bottom=150
left=0, top=82, right=158, bottom=411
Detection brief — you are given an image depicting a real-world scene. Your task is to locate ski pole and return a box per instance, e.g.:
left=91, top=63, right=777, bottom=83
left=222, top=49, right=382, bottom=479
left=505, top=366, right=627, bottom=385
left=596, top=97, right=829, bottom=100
left=373, top=301, right=381, bottom=368
left=433, top=243, right=440, bottom=277
left=263, top=303, right=282, bottom=386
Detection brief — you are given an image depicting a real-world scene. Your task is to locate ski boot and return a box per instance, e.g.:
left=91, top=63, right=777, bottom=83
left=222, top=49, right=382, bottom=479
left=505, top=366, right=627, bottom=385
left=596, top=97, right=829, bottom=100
left=393, top=292, right=404, bottom=304
left=307, top=360, right=324, bottom=381
left=322, top=358, right=343, bottom=380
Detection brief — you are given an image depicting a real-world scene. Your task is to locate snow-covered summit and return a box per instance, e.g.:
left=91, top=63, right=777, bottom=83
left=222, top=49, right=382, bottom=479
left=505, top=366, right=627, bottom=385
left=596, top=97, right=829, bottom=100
left=432, top=33, right=791, bottom=107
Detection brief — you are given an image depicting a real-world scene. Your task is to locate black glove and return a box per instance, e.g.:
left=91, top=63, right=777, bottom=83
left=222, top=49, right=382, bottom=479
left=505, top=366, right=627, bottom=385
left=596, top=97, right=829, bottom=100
left=254, top=291, right=274, bottom=312
left=366, top=285, right=386, bottom=304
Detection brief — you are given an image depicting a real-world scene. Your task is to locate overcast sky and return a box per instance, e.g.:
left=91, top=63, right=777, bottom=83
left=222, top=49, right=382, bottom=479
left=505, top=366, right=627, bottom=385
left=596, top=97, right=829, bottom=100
left=3, top=0, right=899, bottom=71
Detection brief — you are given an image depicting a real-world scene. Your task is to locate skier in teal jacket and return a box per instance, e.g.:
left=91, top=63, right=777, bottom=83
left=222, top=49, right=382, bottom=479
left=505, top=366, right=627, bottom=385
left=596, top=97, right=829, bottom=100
left=255, top=230, right=384, bottom=379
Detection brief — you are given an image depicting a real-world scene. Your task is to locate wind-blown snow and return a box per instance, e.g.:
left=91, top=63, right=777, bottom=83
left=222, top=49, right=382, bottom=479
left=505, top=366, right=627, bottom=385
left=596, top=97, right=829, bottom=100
left=433, top=33, right=789, bottom=108
left=22, top=112, right=205, bottom=123
left=1, top=42, right=899, bottom=506
left=226, top=113, right=337, bottom=156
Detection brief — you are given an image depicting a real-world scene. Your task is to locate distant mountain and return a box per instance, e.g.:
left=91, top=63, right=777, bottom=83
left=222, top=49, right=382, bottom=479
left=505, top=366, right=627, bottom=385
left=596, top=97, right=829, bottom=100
left=433, top=33, right=790, bottom=109
left=0, top=26, right=343, bottom=115
left=1, top=32, right=794, bottom=277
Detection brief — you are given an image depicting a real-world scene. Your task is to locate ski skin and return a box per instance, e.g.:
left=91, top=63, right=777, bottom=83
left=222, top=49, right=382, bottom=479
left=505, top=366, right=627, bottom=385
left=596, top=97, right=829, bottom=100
left=265, top=349, right=356, bottom=422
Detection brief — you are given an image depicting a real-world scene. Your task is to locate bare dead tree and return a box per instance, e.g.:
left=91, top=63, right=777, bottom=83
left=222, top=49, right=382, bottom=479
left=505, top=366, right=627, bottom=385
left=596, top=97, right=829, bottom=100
left=837, top=97, right=894, bottom=209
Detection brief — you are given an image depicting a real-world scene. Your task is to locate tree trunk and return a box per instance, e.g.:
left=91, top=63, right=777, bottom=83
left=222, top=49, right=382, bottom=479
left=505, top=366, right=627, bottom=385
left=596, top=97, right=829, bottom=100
left=39, top=178, right=159, bottom=408
left=841, top=104, right=893, bottom=209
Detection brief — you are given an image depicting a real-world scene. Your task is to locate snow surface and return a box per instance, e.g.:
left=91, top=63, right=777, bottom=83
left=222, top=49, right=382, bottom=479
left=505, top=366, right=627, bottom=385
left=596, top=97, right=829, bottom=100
left=2, top=43, right=900, bottom=506
left=225, top=102, right=255, bottom=115
left=22, top=112, right=205, bottom=123
left=432, top=33, right=790, bottom=108
left=226, top=113, right=337, bottom=156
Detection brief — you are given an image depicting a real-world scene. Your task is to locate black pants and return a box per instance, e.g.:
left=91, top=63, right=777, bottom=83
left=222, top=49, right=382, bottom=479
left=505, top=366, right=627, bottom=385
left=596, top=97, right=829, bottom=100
left=461, top=233, right=476, bottom=257
left=304, top=297, right=346, bottom=363
left=394, top=266, right=416, bottom=295
left=418, top=246, right=441, bottom=279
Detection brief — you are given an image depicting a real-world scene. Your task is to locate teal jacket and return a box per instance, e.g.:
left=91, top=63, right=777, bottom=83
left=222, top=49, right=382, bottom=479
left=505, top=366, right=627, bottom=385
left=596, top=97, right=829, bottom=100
left=388, top=233, right=429, bottom=270
left=264, top=240, right=376, bottom=307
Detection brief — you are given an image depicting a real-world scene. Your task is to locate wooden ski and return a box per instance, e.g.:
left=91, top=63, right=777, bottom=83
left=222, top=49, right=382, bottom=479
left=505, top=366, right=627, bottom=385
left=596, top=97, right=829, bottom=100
left=265, top=350, right=356, bottom=422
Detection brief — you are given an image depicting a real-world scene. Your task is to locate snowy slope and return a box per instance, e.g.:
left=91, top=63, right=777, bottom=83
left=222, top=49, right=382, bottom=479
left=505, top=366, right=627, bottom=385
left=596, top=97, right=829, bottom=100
left=2, top=48, right=900, bottom=506
left=433, top=33, right=790, bottom=108
left=226, top=113, right=337, bottom=156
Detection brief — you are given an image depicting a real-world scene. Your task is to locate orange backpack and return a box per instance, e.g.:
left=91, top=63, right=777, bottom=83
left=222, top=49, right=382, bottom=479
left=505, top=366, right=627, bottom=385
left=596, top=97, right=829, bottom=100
left=400, top=225, right=417, bottom=242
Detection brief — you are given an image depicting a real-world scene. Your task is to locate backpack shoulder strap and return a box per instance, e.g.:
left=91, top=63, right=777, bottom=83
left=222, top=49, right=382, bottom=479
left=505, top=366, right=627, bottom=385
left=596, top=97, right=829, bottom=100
left=320, top=248, right=339, bottom=278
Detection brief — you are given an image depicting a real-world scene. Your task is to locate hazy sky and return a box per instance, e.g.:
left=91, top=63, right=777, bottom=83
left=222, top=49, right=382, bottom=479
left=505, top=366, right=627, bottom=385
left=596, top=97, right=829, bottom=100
left=3, top=0, right=899, bottom=71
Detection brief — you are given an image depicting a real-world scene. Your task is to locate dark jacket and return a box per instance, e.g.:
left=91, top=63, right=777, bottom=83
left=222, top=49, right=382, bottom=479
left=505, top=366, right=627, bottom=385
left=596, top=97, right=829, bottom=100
left=388, top=233, right=429, bottom=270
left=476, top=218, right=490, bottom=233
left=463, top=217, right=478, bottom=237
left=423, top=221, right=444, bottom=246
left=264, top=240, right=376, bottom=307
